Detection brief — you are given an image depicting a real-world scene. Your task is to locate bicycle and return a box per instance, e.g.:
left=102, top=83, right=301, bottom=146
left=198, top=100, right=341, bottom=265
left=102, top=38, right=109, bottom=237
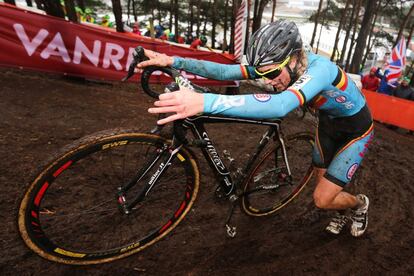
left=18, top=46, right=315, bottom=265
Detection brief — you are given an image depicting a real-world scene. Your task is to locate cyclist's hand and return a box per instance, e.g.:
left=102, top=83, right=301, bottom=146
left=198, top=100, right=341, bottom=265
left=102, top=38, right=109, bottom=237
left=148, top=87, right=204, bottom=125
left=137, top=49, right=174, bottom=71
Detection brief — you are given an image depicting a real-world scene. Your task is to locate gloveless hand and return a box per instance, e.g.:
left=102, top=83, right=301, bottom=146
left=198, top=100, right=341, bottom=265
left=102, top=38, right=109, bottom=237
left=137, top=49, right=174, bottom=70
left=148, top=87, right=204, bottom=125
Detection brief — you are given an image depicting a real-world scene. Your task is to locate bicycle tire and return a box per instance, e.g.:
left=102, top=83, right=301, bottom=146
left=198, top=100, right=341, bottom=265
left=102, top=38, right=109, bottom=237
left=18, top=129, right=199, bottom=265
left=241, top=132, right=314, bottom=216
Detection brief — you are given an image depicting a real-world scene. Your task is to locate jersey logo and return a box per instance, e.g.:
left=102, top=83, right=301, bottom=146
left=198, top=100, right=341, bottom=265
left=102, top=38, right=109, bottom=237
left=335, top=95, right=347, bottom=103
left=212, top=95, right=245, bottom=109
left=253, top=94, right=271, bottom=102
left=346, top=163, right=359, bottom=180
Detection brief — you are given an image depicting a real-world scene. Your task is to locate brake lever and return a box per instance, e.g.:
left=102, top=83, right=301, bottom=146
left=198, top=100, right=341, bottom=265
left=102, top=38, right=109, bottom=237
left=122, top=46, right=149, bottom=82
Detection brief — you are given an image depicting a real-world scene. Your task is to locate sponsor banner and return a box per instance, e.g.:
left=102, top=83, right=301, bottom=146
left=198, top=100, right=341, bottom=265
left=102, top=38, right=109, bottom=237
left=0, top=3, right=237, bottom=86
left=362, top=89, right=414, bottom=131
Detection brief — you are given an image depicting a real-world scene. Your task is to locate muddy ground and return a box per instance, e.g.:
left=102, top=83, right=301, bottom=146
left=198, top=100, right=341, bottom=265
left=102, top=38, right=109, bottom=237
left=0, top=67, right=413, bottom=275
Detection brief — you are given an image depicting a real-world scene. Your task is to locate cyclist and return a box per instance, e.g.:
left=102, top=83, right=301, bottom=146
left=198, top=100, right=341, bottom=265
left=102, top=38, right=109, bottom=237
left=138, top=20, right=373, bottom=237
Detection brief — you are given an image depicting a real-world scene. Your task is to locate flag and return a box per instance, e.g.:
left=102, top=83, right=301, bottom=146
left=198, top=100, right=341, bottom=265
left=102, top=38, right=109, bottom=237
left=385, top=37, right=407, bottom=83
left=234, top=0, right=248, bottom=62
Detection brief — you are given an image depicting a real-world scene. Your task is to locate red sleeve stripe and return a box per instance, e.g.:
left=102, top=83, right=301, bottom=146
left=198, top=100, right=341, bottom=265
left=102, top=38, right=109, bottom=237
left=240, top=65, right=249, bottom=79
left=287, top=88, right=305, bottom=106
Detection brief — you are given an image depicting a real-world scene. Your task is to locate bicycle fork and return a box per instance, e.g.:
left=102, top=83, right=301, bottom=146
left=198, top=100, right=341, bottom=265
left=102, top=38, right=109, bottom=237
left=117, top=143, right=182, bottom=214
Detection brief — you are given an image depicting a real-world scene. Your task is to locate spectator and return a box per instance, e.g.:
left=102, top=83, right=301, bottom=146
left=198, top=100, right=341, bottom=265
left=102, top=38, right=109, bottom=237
left=154, top=25, right=164, bottom=39
left=393, top=76, right=414, bottom=101
left=176, top=34, right=185, bottom=44
left=185, top=33, right=194, bottom=44
left=100, top=15, right=113, bottom=28
left=83, top=8, right=95, bottom=23
left=376, top=68, right=397, bottom=95
left=361, top=67, right=380, bottom=91
left=132, top=22, right=141, bottom=35
left=190, top=35, right=207, bottom=49
left=168, top=33, right=176, bottom=42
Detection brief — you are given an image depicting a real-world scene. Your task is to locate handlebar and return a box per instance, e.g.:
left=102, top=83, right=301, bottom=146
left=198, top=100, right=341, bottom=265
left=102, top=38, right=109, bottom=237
left=122, top=46, right=212, bottom=96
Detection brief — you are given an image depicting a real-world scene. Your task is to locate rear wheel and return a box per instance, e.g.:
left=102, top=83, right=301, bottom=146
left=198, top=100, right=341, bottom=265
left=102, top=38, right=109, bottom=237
left=18, top=130, right=199, bottom=264
left=242, top=132, right=314, bottom=216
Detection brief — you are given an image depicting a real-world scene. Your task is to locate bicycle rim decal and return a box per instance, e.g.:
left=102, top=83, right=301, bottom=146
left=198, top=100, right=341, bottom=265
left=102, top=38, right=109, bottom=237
left=54, top=248, right=86, bottom=258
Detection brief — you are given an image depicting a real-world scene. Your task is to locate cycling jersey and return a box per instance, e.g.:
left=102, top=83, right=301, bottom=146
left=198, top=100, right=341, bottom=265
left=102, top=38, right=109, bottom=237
left=172, top=52, right=373, bottom=186
left=173, top=52, right=366, bottom=119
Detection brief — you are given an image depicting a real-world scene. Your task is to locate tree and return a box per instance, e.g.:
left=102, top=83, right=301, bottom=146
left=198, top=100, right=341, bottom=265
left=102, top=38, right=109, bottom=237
left=331, top=0, right=352, bottom=62
left=211, top=0, right=218, bottom=48
left=64, top=0, right=78, bottom=23
left=310, top=0, right=324, bottom=48
left=271, top=0, right=277, bottom=22
left=345, top=0, right=362, bottom=71
left=40, top=0, right=65, bottom=18
left=111, top=0, right=124, bottom=32
left=349, top=0, right=377, bottom=73
left=252, top=0, right=270, bottom=34
left=394, top=3, right=414, bottom=46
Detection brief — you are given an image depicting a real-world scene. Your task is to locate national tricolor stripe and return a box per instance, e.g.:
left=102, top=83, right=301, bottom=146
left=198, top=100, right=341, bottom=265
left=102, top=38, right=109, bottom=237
left=287, top=88, right=306, bottom=106
left=240, top=65, right=250, bottom=79
left=332, top=67, right=348, bottom=91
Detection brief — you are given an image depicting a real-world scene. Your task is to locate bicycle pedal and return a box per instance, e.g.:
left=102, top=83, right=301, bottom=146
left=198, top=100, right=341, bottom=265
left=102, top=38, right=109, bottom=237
left=226, top=224, right=237, bottom=238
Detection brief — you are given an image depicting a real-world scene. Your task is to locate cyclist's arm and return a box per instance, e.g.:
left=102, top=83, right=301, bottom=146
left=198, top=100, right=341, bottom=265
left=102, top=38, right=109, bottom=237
left=203, top=64, right=333, bottom=118
left=173, top=57, right=257, bottom=80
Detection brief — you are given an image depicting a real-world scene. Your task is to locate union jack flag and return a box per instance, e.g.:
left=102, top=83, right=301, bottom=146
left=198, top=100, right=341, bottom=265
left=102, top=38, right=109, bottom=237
left=385, top=36, right=407, bottom=83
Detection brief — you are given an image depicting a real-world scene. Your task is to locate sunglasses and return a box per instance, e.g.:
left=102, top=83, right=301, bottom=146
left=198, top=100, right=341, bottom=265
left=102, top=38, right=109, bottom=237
left=255, top=56, right=290, bottom=80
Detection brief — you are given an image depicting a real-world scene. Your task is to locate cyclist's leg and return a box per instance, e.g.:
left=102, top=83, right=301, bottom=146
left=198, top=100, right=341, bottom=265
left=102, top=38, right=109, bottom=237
left=313, top=125, right=374, bottom=235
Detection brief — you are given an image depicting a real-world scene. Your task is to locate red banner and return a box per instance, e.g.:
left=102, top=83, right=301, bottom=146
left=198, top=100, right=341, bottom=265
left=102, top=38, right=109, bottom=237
left=362, top=89, right=414, bottom=131
left=0, top=3, right=237, bottom=86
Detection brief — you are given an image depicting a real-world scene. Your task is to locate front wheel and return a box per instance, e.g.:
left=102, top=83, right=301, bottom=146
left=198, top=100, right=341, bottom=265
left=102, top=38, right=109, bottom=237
left=18, top=130, right=199, bottom=265
left=242, top=132, right=314, bottom=216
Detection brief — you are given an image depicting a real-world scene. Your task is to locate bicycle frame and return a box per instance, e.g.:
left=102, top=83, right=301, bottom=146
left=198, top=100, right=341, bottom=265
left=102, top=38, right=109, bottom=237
left=118, top=114, right=295, bottom=215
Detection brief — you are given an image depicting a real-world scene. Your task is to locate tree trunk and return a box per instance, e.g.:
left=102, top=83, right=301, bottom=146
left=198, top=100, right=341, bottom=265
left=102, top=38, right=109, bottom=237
left=407, top=22, right=414, bottom=49
left=174, top=0, right=179, bottom=37
left=271, top=0, right=277, bottom=22
left=211, top=0, right=217, bottom=48
left=252, top=0, right=270, bottom=34
left=64, top=0, right=78, bottom=23
left=339, top=0, right=356, bottom=66
left=223, top=0, right=229, bottom=51
left=189, top=0, right=194, bottom=34
left=127, top=0, right=131, bottom=22
left=43, top=0, right=65, bottom=18
left=111, top=0, right=124, bottom=32
left=34, top=0, right=43, bottom=10
left=196, top=1, right=201, bottom=36
left=132, top=0, right=137, bottom=22
left=310, top=0, right=323, bottom=48
left=229, top=0, right=237, bottom=54
left=345, top=0, right=362, bottom=71
left=315, top=1, right=329, bottom=54
left=349, top=0, right=377, bottom=73
left=169, top=0, right=173, bottom=31
left=76, top=0, right=85, bottom=11
left=362, top=9, right=379, bottom=68
left=331, top=0, right=351, bottom=61
left=244, top=0, right=251, bottom=53
left=394, top=4, right=414, bottom=47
